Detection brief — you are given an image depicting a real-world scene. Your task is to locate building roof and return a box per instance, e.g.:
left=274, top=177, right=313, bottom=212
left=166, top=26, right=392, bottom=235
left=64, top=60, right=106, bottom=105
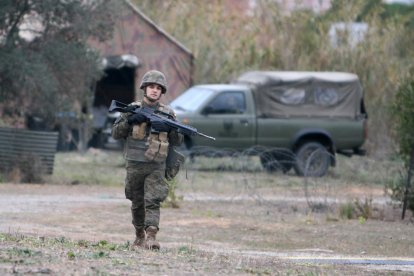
left=124, top=0, right=193, bottom=58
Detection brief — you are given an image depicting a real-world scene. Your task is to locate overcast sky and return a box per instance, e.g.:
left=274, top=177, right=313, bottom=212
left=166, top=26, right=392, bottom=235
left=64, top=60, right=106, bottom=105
left=383, top=0, right=414, bottom=4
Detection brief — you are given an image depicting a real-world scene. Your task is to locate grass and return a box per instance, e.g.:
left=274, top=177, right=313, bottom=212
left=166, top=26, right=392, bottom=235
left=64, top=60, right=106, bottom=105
left=332, top=155, right=404, bottom=186
left=32, top=148, right=406, bottom=218
left=2, top=148, right=406, bottom=222
left=182, top=153, right=403, bottom=188
left=2, top=147, right=403, bottom=190
left=47, top=149, right=126, bottom=186
left=1, top=149, right=414, bottom=275
left=176, top=156, right=400, bottom=209
left=339, top=202, right=355, bottom=219
left=0, top=232, right=397, bottom=275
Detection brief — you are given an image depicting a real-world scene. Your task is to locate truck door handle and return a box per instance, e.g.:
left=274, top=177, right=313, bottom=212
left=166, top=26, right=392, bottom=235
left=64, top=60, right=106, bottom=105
left=240, top=119, right=249, bottom=126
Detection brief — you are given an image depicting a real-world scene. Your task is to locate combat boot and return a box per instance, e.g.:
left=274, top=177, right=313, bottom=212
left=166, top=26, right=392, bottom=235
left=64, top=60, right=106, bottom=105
left=145, top=226, right=160, bottom=250
left=132, top=227, right=146, bottom=249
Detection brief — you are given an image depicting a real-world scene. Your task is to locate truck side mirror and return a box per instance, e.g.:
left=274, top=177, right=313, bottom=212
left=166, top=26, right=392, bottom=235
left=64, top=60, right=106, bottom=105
left=201, top=106, right=213, bottom=116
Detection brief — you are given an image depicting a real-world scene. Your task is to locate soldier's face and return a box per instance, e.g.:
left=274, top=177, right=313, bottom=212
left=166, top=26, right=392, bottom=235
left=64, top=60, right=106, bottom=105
left=145, top=84, right=163, bottom=102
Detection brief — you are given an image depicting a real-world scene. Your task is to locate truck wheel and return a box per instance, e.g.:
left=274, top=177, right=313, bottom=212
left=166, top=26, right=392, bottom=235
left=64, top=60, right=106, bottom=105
left=294, top=142, right=330, bottom=177
left=260, top=149, right=293, bottom=173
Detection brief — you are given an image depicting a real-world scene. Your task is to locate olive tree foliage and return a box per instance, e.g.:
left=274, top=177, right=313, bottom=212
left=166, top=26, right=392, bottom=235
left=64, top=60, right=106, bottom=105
left=0, top=0, right=119, bottom=128
left=390, top=78, right=414, bottom=213
left=392, top=79, right=414, bottom=162
left=137, top=0, right=414, bottom=157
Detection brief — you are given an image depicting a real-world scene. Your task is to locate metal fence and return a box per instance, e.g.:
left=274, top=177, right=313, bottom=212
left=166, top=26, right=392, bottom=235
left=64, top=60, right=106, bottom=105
left=0, top=127, right=59, bottom=174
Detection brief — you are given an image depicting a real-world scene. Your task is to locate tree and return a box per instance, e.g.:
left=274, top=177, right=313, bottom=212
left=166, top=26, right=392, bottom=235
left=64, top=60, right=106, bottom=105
left=0, top=0, right=119, bottom=130
left=137, top=0, right=414, bottom=157
left=391, top=77, right=414, bottom=218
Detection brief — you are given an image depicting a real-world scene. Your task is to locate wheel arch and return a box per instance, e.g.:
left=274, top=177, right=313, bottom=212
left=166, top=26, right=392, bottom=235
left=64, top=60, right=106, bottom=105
left=291, top=129, right=336, bottom=165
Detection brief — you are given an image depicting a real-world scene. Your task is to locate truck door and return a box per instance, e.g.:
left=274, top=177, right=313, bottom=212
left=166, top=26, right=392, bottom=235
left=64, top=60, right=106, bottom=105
left=199, top=91, right=255, bottom=149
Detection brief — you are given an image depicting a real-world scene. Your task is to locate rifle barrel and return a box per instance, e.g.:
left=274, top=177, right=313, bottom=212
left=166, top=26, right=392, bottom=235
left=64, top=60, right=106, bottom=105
left=198, top=132, right=216, bottom=141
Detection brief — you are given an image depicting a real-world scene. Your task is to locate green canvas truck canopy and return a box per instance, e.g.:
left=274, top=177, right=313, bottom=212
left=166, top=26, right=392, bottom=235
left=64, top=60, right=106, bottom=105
left=234, top=71, right=364, bottom=119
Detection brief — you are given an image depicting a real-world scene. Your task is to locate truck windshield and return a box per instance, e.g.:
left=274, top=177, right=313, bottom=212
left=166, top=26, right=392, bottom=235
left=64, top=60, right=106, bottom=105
left=171, top=87, right=214, bottom=112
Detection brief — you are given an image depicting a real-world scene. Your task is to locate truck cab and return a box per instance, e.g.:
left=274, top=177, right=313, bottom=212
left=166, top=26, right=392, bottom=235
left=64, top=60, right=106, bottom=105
left=171, top=84, right=256, bottom=150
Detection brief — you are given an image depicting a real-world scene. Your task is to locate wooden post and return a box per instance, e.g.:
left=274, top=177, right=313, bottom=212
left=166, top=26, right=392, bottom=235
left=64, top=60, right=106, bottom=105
left=402, top=148, right=414, bottom=219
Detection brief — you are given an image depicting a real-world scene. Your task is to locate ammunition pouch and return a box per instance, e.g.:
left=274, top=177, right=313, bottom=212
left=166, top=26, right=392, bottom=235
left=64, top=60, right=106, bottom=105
left=144, top=132, right=169, bottom=163
left=124, top=137, right=147, bottom=162
left=132, top=122, right=147, bottom=140
left=165, top=148, right=185, bottom=180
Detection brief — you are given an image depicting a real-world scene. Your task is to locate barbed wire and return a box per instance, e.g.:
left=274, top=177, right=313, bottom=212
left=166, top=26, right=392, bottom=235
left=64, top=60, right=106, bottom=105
left=176, top=146, right=403, bottom=213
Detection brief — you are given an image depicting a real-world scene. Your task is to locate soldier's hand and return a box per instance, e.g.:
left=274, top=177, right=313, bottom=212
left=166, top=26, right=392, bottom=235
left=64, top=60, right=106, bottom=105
left=151, top=121, right=171, bottom=133
left=127, top=113, right=147, bottom=125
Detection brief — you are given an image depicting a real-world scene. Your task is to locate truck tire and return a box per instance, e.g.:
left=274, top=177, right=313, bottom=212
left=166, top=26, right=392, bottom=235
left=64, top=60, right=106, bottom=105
left=260, top=149, right=293, bottom=173
left=294, top=142, right=330, bottom=177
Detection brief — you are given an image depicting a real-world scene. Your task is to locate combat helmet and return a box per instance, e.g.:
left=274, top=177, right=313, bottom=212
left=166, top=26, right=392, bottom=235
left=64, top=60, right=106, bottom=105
left=140, top=70, right=167, bottom=94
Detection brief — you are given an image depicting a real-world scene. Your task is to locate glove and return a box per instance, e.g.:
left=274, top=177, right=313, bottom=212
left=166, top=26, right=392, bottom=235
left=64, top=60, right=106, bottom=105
left=127, top=113, right=147, bottom=125
left=151, top=120, right=171, bottom=132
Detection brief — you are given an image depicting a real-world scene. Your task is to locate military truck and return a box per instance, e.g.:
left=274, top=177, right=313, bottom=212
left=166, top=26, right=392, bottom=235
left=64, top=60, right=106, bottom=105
left=170, top=71, right=368, bottom=177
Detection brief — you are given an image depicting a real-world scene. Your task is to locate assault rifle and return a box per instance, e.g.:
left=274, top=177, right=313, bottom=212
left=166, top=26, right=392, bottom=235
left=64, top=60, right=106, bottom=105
left=109, top=100, right=215, bottom=140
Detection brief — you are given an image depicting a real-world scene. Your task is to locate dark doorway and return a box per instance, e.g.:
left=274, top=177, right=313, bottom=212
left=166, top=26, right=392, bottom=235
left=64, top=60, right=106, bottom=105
left=90, top=55, right=139, bottom=149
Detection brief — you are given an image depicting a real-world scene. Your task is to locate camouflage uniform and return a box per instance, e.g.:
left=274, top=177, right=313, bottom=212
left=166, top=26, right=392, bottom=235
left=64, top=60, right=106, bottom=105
left=112, top=101, right=182, bottom=228
left=112, top=70, right=183, bottom=249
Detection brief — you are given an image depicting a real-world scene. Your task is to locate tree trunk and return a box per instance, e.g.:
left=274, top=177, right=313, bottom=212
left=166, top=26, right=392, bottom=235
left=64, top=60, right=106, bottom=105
left=402, top=148, right=414, bottom=219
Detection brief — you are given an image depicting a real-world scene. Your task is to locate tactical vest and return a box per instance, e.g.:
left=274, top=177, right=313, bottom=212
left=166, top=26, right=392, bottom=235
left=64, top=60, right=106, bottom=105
left=124, top=101, right=176, bottom=163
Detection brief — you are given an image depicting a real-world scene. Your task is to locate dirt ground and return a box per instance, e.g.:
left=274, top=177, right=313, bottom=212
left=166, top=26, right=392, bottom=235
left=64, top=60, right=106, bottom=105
left=1, top=178, right=414, bottom=275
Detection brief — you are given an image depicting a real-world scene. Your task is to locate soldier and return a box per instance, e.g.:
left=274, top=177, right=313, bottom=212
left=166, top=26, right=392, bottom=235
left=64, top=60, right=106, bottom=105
left=112, top=70, right=183, bottom=250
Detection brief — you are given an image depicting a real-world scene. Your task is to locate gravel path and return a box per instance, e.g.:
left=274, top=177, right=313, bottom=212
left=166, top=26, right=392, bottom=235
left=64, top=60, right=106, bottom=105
left=1, top=183, right=413, bottom=273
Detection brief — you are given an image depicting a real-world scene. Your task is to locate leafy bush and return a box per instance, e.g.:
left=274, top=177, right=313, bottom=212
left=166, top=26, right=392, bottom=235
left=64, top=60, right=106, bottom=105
left=339, top=202, right=355, bottom=220
left=354, top=197, right=373, bottom=220
left=339, top=197, right=373, bottom=220
left=162, top=178, right=182, bottom=208
left=0, top=154, right=45, bottom=183
left=386, top=171, right=414, bottom=212
left=391, top=78, right=414, bottom=215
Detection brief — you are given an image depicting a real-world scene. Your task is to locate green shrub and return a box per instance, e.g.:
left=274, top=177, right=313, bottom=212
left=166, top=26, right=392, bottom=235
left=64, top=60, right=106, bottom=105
left=391, top=78, right=414, bottom=214
left=1, top=154, right=45, bottom=183
left=162, top=178, right=182, bottom=208
left=386, top=170, right=414, bottom=212
left=339, top=202, right=355, bottom=219
left=339, top=197, right=373, bottom=220
left=354, top=197, right=373, bottom=220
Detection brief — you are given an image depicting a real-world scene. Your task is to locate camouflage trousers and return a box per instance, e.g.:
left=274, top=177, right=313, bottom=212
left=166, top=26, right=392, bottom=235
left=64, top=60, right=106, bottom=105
left=125, top=161, right=169, bottom=229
